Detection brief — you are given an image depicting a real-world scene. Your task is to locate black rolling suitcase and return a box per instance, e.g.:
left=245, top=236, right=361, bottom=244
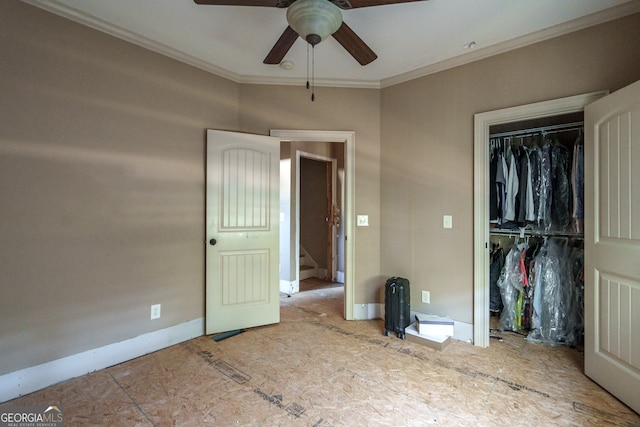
left=384, top=277, right=411, bottom=339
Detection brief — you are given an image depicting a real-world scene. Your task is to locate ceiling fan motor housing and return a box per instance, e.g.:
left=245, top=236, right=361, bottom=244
left=286, top=0, right=343, bottom=46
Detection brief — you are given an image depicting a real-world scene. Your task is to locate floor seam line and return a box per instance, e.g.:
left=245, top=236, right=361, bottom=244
left=108, top=371, right=157, bottom=427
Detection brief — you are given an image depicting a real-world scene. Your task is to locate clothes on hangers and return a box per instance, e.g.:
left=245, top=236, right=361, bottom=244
left=490, top=145, right=499, bottom=222
left=490, top=243, right=505, bottom=312
left=489, top=125, right=585, bottom=344
left=492, top=146, right=508, bottom=224
left=528, top=139, right=541, bottom=222
left=492, top=235, right=584, bottom=345
left=517, top=145, right=535, bottom=223
left=504, top=146, right=520, bottom=221
left=497, top=241, right=528, bottom=332
left=489, top=127, right=583, bottom=233
left=551, top=142, right=572, bottom=231
left=572, top=134, right=584, bottom=233
left=538, top=138, right=553, bottom=229
left=527, top=238, right=583, bottom=346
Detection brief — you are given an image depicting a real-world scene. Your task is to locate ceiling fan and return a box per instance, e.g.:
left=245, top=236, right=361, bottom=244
left=194, top=0, right=426, bottom=66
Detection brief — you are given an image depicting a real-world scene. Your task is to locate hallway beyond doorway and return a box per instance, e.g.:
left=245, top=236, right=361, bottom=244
left=298, top=277, right=344, bottom=293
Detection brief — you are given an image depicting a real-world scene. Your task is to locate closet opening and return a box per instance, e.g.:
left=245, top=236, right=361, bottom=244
left=488, top=112, right=585, bottom=347
left=472, top=91, right=607, bottom=348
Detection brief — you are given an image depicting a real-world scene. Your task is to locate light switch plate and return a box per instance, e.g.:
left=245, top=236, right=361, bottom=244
left=357, top=215, right=369, bottom=226
left=443, top=215, right=453, bottom=229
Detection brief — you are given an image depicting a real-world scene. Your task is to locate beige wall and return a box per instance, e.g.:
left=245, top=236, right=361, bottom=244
left=380, top=12, right=640, bottom=324
left=0, top=2, right=239, bottom=374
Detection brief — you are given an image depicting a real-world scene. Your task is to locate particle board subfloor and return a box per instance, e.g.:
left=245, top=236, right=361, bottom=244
left=3, top=280, right=639, bottom=426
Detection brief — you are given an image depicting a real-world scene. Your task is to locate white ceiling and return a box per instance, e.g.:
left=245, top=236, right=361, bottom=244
left=23, top=0, right=640, bottom=88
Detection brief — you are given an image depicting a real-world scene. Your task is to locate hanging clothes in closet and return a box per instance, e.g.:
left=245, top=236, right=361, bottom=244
left=489, top=242, right=505, bottom=313
left=496, top=237, right=584, bottom=346
left=571, top=134, right=585, bottom=233
left=489, top=123, right=585, bottom=346
left=528, top=237, right=584, bottom=346
left=496, top=240, right=529, bottom=331
left=489, top=127, right=584, bottom=233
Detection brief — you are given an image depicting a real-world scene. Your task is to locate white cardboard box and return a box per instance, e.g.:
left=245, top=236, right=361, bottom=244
left=415, top=314, right=455, bottom=337
left=405, top=323, right=451, bottom=351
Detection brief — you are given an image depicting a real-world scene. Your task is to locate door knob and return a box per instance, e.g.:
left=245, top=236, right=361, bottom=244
left=209, top=238, right=217, bottom=246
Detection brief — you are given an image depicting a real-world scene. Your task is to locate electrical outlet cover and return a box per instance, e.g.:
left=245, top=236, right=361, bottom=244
left=421, top=290, right=430, bottom=304
left=150, top=304, right=161, bottom=320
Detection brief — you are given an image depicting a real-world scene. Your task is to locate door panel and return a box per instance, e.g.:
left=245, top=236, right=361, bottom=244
left=585, top=80, right=640, bottom=414
left=206, top=130, right=280, bottom=335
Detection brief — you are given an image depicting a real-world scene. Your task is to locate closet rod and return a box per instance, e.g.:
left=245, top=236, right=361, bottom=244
left=490, top=121, right=583, bottom=139
left=490, top=229, right=584, bottom=240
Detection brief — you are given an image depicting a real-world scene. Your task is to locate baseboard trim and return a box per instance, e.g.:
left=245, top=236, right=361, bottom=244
left=353, top=303, right=383, bottom=320
left=0, top=317, right=204, bottom=403
left=280, top=279, right=298, bottom=295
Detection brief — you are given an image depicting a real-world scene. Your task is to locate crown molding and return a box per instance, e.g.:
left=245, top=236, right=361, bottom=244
left=238, top=74, right=381, bottom=89
left=21, top=0, right=242, bottom=82
left=380, top=1, right=640, bottom=88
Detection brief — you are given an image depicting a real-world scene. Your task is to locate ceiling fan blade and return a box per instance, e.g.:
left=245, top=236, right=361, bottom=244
left=264, top=26, right=299, bottom=64
left=346, top=0, right=427, bottom=8
left=332, top=22, right=377, bottom=66
left=194, top=0, right=282, bottom=7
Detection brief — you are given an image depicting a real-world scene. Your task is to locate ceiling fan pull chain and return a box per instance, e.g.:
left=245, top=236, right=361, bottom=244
left=306, top=43, right=310, bottom=90
left=311, top=44, right=315, bottom=101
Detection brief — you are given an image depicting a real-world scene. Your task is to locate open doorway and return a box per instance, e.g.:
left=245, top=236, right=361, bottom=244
left=299, top=154, right=340, bottom=283
left=279, top=145, right=345, bottom=291
left=273, top=130, right=355, bottom=320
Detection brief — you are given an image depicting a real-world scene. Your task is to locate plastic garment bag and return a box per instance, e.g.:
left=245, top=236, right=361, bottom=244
left=490, top=246, right=505, bottom=312
left=537, top=141, right=553, bottom=231
left=497, top=243, right=527, bottom=331
left=527, top=238, right=582, bottom=346
left=551, top=143, right=572, bottom=232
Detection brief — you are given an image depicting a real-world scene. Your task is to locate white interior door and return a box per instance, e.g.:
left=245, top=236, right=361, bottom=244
left=585, top=80, right=640, bottom=414
left=206, top=130, right=280, bottom=334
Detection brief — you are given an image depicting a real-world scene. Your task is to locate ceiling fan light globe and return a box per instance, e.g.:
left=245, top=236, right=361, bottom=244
left=286, top=0, right=342, bottom=45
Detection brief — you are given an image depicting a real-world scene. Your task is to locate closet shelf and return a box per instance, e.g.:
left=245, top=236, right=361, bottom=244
left=489, top=121, right=583, bottom=139
left=490, top=228, right=584, bottom=240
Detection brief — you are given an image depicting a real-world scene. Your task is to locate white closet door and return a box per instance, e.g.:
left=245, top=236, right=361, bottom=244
left=584, top=80, right=640, bottom=414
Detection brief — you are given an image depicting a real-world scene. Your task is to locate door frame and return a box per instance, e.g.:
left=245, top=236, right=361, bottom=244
left=297, top=151, right=338, bottom=282
left=472, top=91, right=607, bottom=347
left=271, top=129, right=355, bottom=320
